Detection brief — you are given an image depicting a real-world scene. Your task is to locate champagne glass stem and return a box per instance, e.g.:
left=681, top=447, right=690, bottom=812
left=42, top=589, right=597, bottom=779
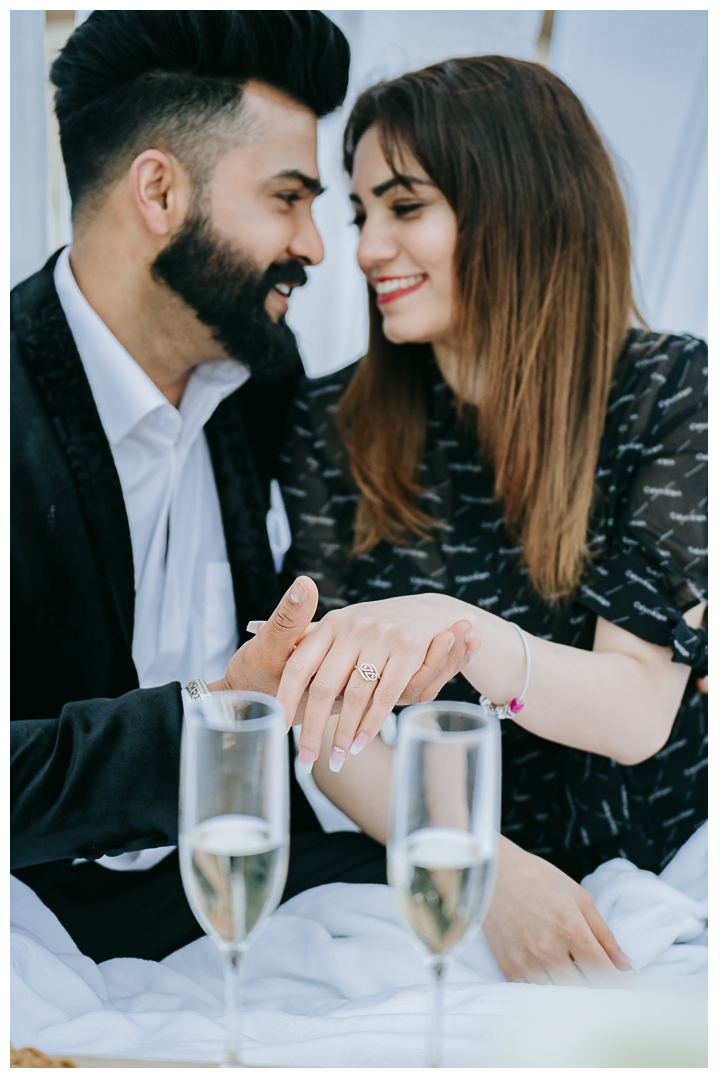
left=427, top=958, right=447, bottom=1068
left=223, top=946, right=244, bottom=1068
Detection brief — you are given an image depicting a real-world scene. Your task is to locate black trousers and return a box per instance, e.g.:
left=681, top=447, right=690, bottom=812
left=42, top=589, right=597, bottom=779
left=14, top=831, right=388, bottom=964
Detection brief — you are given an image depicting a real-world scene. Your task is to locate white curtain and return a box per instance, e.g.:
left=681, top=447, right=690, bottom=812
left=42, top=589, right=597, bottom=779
left=288, top=9, right=708, bottom=375
left=10, top=10, right=49, bottom=289
left=549, top=9, right=708, bottom=339
left=11, top=10, right=707, bottom=349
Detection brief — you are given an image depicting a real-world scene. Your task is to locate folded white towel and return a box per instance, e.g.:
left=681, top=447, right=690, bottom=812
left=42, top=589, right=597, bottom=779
left=11, top=822, right=707, bottom=1066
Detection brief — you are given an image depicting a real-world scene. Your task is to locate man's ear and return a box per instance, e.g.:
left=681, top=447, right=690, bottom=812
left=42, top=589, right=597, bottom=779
left=128, top=149, right=191, bottom=239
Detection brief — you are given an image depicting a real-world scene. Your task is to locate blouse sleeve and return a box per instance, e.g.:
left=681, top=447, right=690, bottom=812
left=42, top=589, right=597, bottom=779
left=277, top=369, right=358, bottom=617
left=578, top=333, right=708, bottom=673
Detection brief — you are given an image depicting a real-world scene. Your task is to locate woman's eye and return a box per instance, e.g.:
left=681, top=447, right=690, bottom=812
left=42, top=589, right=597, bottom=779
left=393, top=202, right=424, bottom=217
left=351, top=213, right=366, bottom=229
left=278, top=192, right=300, bottom=206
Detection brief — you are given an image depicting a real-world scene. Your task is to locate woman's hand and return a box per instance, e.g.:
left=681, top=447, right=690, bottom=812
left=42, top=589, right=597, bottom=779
left=275, top=594, right=480, bottom=772
left=483, top=837, right=633, bottom=987
left=223, top=582, right=478, bottom=733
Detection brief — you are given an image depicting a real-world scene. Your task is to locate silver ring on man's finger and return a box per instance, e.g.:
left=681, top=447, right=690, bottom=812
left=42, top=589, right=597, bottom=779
left=355, top=662, right=380, bottom=682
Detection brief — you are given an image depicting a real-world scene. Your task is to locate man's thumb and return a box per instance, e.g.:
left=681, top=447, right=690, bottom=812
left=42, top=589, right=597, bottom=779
left=259, top=576, right=318, bottom=659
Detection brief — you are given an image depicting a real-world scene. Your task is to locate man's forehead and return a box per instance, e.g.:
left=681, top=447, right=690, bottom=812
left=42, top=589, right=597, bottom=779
left=239, top=79, right=317, bottom=135
left=213, top=83, right=320, bottom=187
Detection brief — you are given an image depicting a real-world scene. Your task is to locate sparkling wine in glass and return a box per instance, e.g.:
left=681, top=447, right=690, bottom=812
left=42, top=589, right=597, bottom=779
left=388, top=701, right=500, bottom=1068
left=179, top=691, right=289, bottom=1068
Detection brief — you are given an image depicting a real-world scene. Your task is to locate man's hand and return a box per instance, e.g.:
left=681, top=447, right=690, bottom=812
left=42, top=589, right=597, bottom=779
left=208, top=577, right=319, bottom=710
left=210, top=577, right=479, bottom=735
left=483, top=836, right=633, bottom=987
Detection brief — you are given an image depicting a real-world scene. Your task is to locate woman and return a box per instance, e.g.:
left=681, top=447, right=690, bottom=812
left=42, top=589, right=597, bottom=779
left=275, top=56, right=707, bottom=983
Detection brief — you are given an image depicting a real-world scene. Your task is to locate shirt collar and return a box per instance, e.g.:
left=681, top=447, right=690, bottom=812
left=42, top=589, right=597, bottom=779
left=53, top=246, right=249, bottom=445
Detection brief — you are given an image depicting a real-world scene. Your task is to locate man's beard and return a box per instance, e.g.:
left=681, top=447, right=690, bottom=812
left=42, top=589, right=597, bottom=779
left=151, top=208, right=307, bottom=381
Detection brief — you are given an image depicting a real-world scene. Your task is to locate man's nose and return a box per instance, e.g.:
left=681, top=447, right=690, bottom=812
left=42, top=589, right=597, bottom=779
left=288, top=212, right=324, bottom=267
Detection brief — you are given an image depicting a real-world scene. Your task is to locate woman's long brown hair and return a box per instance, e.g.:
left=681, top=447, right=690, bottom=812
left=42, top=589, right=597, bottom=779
left=337, top=56, right=639, bottom=601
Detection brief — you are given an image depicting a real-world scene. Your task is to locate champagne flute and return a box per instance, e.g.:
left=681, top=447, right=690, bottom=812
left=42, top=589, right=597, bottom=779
left=179, top=691, right=289, bottom=1068
left=388, top=701, right=501, bottom=1068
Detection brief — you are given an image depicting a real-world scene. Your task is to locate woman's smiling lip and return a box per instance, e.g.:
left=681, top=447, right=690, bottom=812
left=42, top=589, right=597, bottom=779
left=373, top=274, right=427, bottom=305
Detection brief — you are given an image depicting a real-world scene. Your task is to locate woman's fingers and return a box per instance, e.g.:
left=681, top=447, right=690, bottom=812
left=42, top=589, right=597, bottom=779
left=546, top=963, right=588, bottom=988
left=324, top=656, right=389, bottom=769
left=399, top=622, right=471, bottom=704
left=330, top=650, right=429, bottom=768
left=295, top=642, right=389, bottom=771
left=419, top=634, right=481, bottom=702
left=275, top=620, right=336, bottom=731
left=569, top=925, right=628, bottom=987
left=399, top=628, right=458, bottom=703
left=530, top=961, right=587, bottom=988
left=579, top=891, right=634, bottom=972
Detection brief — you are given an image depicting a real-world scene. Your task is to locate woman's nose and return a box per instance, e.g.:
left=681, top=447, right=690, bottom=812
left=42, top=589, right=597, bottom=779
left=356, top=218, right=400, bottom=276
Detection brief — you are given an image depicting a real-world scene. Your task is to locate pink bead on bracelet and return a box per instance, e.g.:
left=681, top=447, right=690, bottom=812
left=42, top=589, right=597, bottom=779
left=477, top=621, right=531, bottom=721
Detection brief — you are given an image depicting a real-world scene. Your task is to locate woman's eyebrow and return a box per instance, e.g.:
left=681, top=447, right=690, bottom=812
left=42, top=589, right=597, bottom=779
left=371, top=174, right=433, bottom=198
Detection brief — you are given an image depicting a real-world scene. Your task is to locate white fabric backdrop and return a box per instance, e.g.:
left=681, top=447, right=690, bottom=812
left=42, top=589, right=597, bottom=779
left=10, top=10, right=707, bottom=346
left=549, top=9, right=708, bottom=340
left=287, top=9, right=708, bottom=374
left=10, top=10, right=49, bottom=289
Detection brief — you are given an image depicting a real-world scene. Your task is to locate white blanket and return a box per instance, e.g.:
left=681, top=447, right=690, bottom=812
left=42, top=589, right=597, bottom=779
left=11, top=823, right=707, bottom=1066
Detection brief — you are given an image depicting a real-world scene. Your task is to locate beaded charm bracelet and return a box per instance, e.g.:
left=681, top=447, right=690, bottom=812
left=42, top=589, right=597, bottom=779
left=477, top=621, right=531, bottom=721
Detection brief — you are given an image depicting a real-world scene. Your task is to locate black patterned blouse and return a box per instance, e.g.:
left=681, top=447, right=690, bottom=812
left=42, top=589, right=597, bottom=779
left=279, top=331, right=708, bottom=881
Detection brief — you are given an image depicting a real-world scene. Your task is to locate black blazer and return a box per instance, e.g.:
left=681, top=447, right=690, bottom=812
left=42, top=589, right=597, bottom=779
left=11, top=253, right=308, bottom=871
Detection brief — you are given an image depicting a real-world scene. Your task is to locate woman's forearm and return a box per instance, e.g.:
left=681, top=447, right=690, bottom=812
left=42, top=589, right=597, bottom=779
left=311, top=713, right=394, bottom=844
left=433, top=595, right=700, bottom=766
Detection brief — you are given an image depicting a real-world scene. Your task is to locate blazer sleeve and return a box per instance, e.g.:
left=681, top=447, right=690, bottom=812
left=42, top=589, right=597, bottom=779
left=10, top=683, right=184, bottom=869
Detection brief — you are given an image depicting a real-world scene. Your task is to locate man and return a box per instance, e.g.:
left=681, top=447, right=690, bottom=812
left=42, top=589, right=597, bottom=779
left=11, top=11, right=464, bottom=964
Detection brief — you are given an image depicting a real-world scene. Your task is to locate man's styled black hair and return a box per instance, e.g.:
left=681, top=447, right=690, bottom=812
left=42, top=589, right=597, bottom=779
left=50, top=10, right=350, bottom=212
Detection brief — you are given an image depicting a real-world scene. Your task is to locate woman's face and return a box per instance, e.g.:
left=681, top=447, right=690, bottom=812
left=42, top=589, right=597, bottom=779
left=350, top=125, right=458, bottom=348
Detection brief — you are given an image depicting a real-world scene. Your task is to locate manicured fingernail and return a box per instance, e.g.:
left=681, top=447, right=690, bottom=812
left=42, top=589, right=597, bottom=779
left=329, top=745, right=347, bottom=773
left=290, top=582, right=308, bottom=604
left=297, top=747, right=315, bottom=774
left=464, top=630, right=471, bottom=644
left=349, top=732, right=370, bottom=756
left=447, top=636, right=456, bottom=654
left=466, top=647, right=481, bottom=661
left=246, top=620, right=265, bottom=634
left=621, top=952, right=639, bottom=974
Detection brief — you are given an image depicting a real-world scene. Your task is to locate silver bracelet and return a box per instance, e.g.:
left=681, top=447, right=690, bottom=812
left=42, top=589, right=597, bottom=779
left=477, top=621, right=531, bottom=721
left=186, top=678, right=211, bottom=703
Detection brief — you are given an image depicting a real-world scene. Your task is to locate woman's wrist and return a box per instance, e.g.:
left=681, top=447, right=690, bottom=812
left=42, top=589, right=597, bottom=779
left=460, top=607, right=530, bottom=705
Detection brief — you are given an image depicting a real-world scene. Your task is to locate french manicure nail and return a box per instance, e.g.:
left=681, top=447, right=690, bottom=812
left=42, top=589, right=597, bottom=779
left=349, top=732, right=370, bottom=756
left=464, top=629, right=471, bottom=644
left=246, top=620, right=265, bottom=634
left=447, top=636, right=456, bottom=654
left=621, top=951, right=640, bottom=974
left=297, top=746, right=315, bottom=774
left=290, top=582, right=308, bottom=604
left=329, top=745, right=347, bottom=773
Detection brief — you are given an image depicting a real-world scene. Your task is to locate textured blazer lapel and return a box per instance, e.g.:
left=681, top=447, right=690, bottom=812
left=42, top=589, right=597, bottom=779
left=11, top=255, right=136, bottom=651
left=205, top=391, right=281, bottom=637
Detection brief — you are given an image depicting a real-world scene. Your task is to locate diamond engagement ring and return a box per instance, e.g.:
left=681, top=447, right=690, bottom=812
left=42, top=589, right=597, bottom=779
left=355, top=662, right=380, bottom=682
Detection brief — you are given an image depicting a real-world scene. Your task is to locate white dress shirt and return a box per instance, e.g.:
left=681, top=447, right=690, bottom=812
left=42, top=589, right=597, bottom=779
left=54, top=246, right=249, bottom=870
